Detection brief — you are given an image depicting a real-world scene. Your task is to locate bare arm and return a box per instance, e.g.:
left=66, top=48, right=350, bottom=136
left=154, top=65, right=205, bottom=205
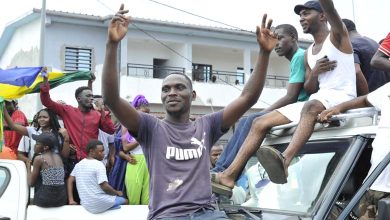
left=318, top=0, right=352, bottom=54
left=17, top=151, right=30, bottom=163
left=27, top=158, right=42, bottom=186
left=102, top=4, right=141, bottom=136
left=100, top=181, right=122, bottom=196
left=303, top=51, right=318, bottom=94
left=371, top=50, right=390, bottom=72
left=3, top=106, right=28, bottom=136
left=264, top=83, right=303, bottom=111
left=319, top=95, right=371, bottom=122
left=355, top=63, right=369, bottom=96
left=67, top=176, right=77, bottom=205
left=222, top=14, right=276, bottom=130
left=59, top=128, right=70, bottom=158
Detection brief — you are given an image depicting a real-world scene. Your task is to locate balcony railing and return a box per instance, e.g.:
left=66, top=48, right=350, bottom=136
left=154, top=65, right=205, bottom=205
left=127, top=63, right=185, bottom=78
left=126, top=63, right=289, bottom=88
left=265, top=75, right=289, bottom=88
left=192, top=69, right=245, bottom=85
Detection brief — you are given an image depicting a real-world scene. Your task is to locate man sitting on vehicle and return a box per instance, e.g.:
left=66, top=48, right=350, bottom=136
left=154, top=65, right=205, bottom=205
left=67, top=139, right=128, bottom=214
left=319, top=82, right=390, bottom=220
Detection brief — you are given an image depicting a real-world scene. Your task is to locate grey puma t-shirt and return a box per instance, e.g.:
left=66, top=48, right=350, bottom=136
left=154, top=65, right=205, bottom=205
left=136, top=110, right=226, bottom=219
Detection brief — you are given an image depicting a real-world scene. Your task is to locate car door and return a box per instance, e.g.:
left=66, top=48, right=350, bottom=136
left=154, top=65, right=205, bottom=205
left=0, top=160, right=29, bottom=220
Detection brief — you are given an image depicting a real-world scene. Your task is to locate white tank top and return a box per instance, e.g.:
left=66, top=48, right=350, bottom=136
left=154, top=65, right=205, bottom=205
left=307, top=34, right=356, bottom=97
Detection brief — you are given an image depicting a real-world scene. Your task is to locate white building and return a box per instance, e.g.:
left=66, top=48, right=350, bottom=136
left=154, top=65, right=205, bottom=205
left=0, top=9, right=312, bottom=141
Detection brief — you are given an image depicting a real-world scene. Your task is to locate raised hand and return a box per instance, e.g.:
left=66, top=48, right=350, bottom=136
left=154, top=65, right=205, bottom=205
left=108, top=4, right=131, bottom=43
left=256, top=14, right=277, bottom=53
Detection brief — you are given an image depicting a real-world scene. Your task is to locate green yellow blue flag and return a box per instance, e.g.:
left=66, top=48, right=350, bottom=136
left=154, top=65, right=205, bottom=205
left=0, top=67, right=92, bottom=99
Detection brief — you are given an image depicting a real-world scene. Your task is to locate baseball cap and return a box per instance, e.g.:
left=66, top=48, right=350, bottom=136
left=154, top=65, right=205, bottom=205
left=32, top=132, right=58, bottom=148
left=294, top=1, right=323, bottom=15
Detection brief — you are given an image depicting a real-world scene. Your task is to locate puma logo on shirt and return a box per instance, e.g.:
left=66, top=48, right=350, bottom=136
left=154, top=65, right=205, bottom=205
left=165, top=133, right=206, bottom=160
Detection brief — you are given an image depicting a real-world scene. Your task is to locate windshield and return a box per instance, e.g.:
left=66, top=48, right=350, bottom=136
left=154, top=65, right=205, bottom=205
left=244, top=138, right=352, bottom=216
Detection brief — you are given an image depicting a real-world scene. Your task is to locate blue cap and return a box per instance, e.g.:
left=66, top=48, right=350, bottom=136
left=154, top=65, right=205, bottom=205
left=294, top=1, right=323, bottom=15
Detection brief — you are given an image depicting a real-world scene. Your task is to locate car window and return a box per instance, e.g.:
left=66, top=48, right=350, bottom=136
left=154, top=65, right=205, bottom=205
left=0, top=167, right=11, bottom=197
left=244, top=138, right=353, bottom=216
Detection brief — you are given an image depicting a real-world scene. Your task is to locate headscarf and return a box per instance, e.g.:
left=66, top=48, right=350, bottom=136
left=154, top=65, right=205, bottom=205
left=131, top=95, right=149, bottom=109
left=125, top=95, right=149, bottom=143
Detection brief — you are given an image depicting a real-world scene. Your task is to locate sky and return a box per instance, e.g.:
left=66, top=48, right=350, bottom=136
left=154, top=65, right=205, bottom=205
left=0, top=0, right=388, bottom=43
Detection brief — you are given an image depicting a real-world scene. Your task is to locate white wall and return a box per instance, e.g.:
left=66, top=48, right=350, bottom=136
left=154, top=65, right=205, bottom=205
left=0, top=19, right=40, bottom=68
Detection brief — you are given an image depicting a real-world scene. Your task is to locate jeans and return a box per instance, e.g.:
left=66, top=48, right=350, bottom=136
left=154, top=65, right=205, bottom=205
left=211, top=111, right=268, bottom=173
left=157, top=208, right=229, bottom=220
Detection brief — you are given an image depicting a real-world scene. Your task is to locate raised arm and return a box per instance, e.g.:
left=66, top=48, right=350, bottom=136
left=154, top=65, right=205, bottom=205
left=3, top=106, right=28, bottom=136
left=40, top=76, right=66, bottom=116
left=221, top=14, right=276, bottom=130
left=102, top=4, right=140, bottom=136
left=318, top=0, right=352, bottom=54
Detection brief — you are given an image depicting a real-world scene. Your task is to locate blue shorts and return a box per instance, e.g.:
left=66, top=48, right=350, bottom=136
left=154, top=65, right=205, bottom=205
left=110, top=196, right=127, bottom=210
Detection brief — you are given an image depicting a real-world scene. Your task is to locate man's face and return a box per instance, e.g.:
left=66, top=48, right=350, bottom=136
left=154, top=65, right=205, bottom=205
left=274, top=28, right=294, bottom=57
left=77, top=89, right=94, bottom=109
left=298, top=9, right=322, bottom=34
left=161, top=74, right=194, bottom=116
left=93, top=145, right=105, bottom=161
left=210, top=145, right=223, bottom=167
left=5, top=101, right=15, bottom=112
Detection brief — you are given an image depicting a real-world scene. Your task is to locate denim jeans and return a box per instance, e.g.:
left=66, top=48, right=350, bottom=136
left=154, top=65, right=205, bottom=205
left=157, top=208, right=229, bottom=220
left=211, top=111, right=268, bottom=173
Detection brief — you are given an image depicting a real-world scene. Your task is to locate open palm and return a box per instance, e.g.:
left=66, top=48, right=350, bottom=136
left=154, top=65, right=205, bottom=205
left=256, top=14, right=277, bottom=53
left=108, top=4, right=131, bottom=43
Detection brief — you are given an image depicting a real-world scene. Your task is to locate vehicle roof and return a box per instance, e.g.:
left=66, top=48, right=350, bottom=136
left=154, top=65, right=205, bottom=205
left=263, top=107, right=379, bottom=146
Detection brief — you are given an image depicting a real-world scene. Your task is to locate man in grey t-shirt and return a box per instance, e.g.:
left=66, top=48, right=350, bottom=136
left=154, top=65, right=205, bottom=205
left=102, top=4, right=277, bottom=220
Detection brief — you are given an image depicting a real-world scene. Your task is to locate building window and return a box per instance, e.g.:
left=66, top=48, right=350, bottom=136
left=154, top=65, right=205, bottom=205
left=64, top=46, right=93, bottom=71
left=192, top=63, right=212, bottom=82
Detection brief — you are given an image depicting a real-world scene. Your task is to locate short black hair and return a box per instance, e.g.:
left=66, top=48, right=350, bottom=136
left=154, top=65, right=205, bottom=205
left=86, top=139, right=103, bottom=154
left=75, top=86, right=92, bottom=99
left=164, top=72, right=193, bottom=90
left=275, top=24, right=298, bottom=40
left=342, top=19, right=356, bottom=32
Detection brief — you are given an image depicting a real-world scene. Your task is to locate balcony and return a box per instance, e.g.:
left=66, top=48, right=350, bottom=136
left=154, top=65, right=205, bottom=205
left=126, top=63, right=289, bottom=88
left=127, top=63, right=185, bottom=78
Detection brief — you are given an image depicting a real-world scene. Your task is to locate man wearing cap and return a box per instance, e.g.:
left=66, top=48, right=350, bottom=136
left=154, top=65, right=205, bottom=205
left=212, top=0, right=357, bottom=187
left=0, top=100, right=28, bottom=159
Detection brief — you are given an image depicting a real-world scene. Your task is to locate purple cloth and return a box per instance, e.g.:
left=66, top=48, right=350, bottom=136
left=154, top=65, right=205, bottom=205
left=132, top=95, right=149, bottom=108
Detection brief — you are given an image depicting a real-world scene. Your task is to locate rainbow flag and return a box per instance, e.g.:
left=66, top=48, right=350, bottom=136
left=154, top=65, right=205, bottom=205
left=0, top=67, right=92, bottom=99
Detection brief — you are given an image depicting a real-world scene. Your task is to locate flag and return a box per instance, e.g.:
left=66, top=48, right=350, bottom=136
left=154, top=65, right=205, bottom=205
left=0, top=67, right=92, bottom=99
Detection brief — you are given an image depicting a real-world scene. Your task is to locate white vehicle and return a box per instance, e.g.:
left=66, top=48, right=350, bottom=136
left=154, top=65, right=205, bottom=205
left=1, top=107, right=389, bottom=220
left=0, top=159, right=148, bottom=220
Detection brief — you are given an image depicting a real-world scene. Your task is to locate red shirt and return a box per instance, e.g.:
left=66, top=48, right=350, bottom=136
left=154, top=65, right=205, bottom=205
left=379, top=33, right=390, bottom=57
left=4, top=110, right=28, bottom=153
left=40, top=83, right=115, bottom=160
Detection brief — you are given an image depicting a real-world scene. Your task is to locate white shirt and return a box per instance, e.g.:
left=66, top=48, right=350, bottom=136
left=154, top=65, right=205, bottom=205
left=17, top=127, right=41, bottom=159
left=70, top=158, right=116, bottom=213
left=366, top=82, right=390, bottom=192
left=98, top=129, right=115, bottom=165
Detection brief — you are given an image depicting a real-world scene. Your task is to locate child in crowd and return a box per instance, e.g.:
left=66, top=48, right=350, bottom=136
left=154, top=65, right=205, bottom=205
left=27, top=132, right=67, bottom=207
left=67, top=139, right=128, bottom=214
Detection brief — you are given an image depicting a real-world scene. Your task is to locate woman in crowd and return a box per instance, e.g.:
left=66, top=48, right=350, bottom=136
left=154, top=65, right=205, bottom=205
left=122, top=95, right=150, bottom=205
left=27, top=132, right=67, bottom=207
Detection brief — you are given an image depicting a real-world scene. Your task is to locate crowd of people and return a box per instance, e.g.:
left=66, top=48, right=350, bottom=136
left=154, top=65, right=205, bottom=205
left=0, top=0, right=389, bottom=219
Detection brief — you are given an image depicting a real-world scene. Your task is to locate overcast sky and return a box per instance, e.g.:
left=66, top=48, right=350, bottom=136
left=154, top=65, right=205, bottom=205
left=0, top=0, right=388, bottom=42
